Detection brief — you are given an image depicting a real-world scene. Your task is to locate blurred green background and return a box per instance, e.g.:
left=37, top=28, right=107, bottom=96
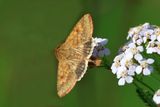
left=1, top=0, right=160, bottom=107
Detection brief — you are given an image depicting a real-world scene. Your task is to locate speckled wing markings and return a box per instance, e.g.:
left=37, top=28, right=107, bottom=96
left=65, top=13, right=93, bottom=49
left=55, top=14, right=95, bottom=97
left=57, top=61, right=77, bottom=97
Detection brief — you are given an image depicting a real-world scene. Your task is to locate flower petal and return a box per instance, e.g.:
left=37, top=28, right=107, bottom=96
left=125, top=50, right=133, bottom=60
left=128, top=66, right=136, bottom=76
left=128, top=43, right=136, bottom=48
left=134, top=53, right=143, bottom=61
left=118, top=78, right=125, bottom=86
left=136, top=39, right=143, bottom=45
left=153, top=95, right=160, bottom=104
left=143, top=68, right=151, bottom=75
left=157, top=36, right=160, bottom=42
left=150, top=35, right=156, bottom=41
left=146, top=48, right=155, bottom=54
left=153, top=89, right=160, bottom=104
left=104, top=48, right=110, bottom=56
left=143, top=37, right=147, bottom=43
left=136, top=66, right=142, bottom=74
left=98, top=50, right=105, bottom=57
left=137, top=46, right=144, bottom=52
left=125, top=76, right=133, bottom=83
left=147, top=58, right=154, bottom=64
left=94, top=37, right=108, bottom=45
left=111, top=63, right=118, bottom=74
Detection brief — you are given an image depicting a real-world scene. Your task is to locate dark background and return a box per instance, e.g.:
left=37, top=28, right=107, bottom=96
left=1, top=0, right=160, bottom=107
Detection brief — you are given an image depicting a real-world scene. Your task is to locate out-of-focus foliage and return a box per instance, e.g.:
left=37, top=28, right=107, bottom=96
left=1, top=0, right=160, bottom=107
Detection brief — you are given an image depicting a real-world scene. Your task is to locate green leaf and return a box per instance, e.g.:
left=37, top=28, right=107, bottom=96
left=136, top=88, right=157, bottom=107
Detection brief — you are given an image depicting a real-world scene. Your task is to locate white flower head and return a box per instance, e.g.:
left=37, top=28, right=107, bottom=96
left=153, top=89, right=160, bottom=104
left=111, top=23, right=160, bottom=86
left=124, top=43, right=144, bottom=62
left=116, top=66, right=134, bottom=86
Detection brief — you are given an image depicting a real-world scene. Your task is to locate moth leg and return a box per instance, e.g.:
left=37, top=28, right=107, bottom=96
left=88, top=56, right=102, bottom=67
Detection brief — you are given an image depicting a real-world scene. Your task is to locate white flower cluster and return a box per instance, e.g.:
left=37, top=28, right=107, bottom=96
left=111, top=23, right=156, bottom=86
left=127, top=23, right=160, bottom=54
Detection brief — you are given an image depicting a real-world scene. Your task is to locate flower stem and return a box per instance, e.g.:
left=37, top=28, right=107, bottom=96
left=133, top=81, right=140, bottom=89
left=97, top=64, right=111, bottom=71
left=135, top=77, right=155, bottom=93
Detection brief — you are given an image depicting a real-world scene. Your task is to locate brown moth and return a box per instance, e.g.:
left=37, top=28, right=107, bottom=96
left=55, top=14, right=95, bottom=97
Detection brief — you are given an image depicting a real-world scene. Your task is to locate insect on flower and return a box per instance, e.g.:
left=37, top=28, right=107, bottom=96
left=55, top=14, right=95, bottom=97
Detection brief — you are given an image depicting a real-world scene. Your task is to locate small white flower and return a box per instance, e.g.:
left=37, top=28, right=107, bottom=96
left=94, top=37, right=108, bottom=46
left=116, top=66, right=134, bottom=86
left=111, top=63, right=119, bottom=74
left=143, top=29, right=154, bottom=43
left=127, top=26, right=142, bottom=41
left=123, top=50, right=133, bottom=60
left=111, top=53, right=124, bottom=74
left=124, top=43, right=144, bottom=61
left=146, top=47, right=156, bottom=54
left=128, top=65, right=136, bottom=76
left=146, top=41, right=156, bottom=54
left=120, top=56, right=133, bottom=67
left=135, top=58, right=154, bottom=75
left=153, top=89, right=160, bottom=104
left=142, top=23, right=151, bottom=29
left=154, top=28, right=160, bottom=37
left=92, top=37, right=110, bottom=57
left=136, top=38, right=143, bottom=45
left=113, top=53, right=124, bottom=62
left=128, top=43, right=144, bottom=54
left=146, top=41, right=160, bottom=54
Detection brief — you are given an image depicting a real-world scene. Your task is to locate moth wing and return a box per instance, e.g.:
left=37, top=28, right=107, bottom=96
left=56, top=14, right=95, bottom=97
left=64, top=14, right=93, bottom=49
left=57, top=60, right=77, bottom=97
left=57, top=53, right=92, bottom=97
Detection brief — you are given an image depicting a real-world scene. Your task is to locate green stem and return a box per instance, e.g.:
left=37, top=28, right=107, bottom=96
left=133, top=81, right=141, bottom=89
left=135, top=77, right=155, bottom=93
left=97, top=64, right=111, bottom=70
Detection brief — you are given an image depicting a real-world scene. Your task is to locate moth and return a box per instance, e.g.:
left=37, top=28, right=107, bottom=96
left=55, top=14, right=95, bottom=97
